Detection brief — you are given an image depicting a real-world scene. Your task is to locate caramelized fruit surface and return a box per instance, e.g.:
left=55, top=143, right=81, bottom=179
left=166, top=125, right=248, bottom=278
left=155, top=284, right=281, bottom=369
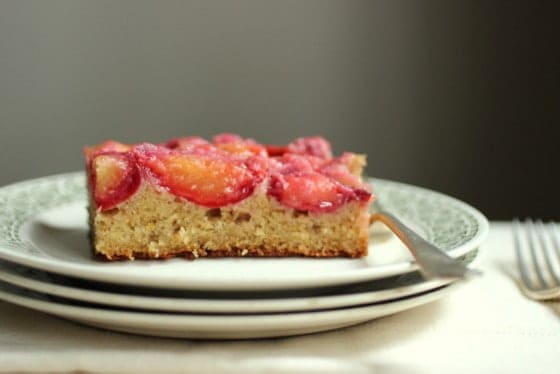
left=85, top=134, right=372, bottom=211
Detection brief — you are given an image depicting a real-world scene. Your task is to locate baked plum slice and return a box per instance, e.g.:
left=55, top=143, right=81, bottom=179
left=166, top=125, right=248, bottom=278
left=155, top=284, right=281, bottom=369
left=90, top=152, right=141, bottom=211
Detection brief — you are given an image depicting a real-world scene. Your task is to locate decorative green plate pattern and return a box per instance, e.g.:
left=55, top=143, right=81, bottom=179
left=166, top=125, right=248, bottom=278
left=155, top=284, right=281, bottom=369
left=0, top=173, right=84, bottom=255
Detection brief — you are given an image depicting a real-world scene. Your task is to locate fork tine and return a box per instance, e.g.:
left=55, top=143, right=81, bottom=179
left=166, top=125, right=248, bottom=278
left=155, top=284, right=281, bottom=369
left=547, top=222, right=560, bottom=281
left=526, top=219, right=548, bottom=288
left=551, top=223, right=560, bottom=260
left=536, top=220, right=560, bottom=287
left=513, top=219, right=535, bottom=290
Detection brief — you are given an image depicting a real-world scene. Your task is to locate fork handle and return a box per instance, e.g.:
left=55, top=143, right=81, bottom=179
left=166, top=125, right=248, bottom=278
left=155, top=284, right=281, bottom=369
left=370, top=211, right=423, bottom=259
left=370, top=211, right=479, bottom=279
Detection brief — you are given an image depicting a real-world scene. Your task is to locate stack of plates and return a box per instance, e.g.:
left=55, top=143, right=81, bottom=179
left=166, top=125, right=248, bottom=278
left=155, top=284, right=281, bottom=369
left=0, top=173, right=488, bottom=339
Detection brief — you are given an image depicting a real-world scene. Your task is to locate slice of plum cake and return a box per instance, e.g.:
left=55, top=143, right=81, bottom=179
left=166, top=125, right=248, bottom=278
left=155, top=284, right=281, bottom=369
left=84, top=134, right=373, bottom=260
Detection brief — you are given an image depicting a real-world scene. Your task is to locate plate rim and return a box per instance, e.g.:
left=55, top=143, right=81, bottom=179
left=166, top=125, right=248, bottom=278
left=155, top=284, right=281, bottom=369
left=0, top=257, right=464, bottom=313
left=0, top=172, right=489, bottom=291
left=0, top=280, right=457, bottom=339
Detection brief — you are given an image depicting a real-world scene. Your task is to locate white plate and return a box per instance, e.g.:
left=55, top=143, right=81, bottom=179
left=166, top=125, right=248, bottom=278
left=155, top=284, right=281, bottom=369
left=0, top=257, right=469, bottom=313
left=0, top=172, right=488, bottom=291
left=0, top=280, right=458, bottom=339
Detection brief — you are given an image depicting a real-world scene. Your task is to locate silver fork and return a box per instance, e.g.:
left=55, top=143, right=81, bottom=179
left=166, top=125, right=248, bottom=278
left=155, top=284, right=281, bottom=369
left=513, top=218, right=560, bottom=300
left=370, top=202, right=482, bottom=280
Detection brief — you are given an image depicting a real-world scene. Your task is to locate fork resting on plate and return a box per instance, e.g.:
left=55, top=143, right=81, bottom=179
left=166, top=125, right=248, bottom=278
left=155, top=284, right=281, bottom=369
left=370, top=201, right=481, bottom=280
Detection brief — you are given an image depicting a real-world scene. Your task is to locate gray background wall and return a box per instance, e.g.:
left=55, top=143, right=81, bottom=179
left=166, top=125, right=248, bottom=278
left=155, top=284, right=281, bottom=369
left=0, top=0, right=558, bottom=219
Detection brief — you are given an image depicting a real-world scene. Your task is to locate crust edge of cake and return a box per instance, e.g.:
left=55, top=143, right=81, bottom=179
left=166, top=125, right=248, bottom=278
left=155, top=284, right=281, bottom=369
left=95, top=246, right=367, bottom=261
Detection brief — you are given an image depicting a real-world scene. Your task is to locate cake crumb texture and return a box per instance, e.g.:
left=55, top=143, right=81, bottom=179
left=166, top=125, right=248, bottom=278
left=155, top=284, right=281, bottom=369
left=92, top=184, right=370, bottom=260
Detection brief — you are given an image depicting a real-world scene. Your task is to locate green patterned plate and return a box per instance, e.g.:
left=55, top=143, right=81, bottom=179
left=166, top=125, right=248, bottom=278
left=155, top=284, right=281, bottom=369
left=0, top=172, right=488, bottom=291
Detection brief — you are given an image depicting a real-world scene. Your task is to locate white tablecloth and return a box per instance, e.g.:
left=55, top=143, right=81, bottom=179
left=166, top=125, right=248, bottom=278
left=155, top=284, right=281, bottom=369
left=1, top=222, right=559, bottom=374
